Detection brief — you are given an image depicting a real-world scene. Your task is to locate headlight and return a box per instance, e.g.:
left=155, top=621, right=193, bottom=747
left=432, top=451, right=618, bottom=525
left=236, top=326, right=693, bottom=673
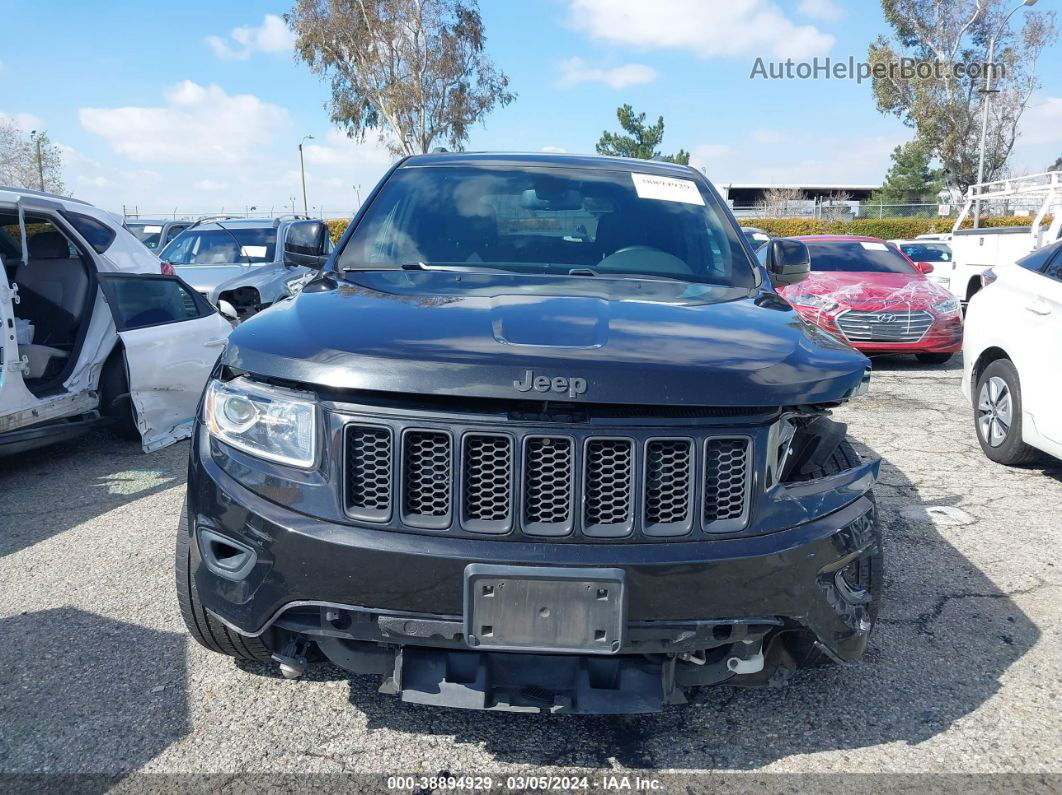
left=787, top=293, right=839, bottom=313
left=205, top=377, right=317, bottom=467
left=931, top=295, right=960, bottom=314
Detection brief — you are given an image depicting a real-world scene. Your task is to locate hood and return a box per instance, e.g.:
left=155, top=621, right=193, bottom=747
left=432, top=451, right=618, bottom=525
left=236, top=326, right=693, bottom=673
left=223, top=272, right=870, bottom=407
left=780, top=270, right=950, bottom=310
left=173, top=263, right=254, bottom=294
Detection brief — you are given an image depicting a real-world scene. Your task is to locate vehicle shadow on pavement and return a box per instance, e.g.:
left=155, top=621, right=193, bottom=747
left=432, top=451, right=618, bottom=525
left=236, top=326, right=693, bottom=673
left=0, top=607, right=188, bottom=777
left=0, top=430, right=187, bottom=559
left=340, top=441, right=1039, bottom=770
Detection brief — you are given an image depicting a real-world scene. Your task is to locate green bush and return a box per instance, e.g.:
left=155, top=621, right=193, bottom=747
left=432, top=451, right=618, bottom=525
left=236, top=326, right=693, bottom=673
left=744, top=215, right=1048, bottom=240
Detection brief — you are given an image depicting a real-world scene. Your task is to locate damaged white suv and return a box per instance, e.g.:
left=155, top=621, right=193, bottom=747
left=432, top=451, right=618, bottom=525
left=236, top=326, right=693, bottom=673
left=1, top=187, right=232, bottom=456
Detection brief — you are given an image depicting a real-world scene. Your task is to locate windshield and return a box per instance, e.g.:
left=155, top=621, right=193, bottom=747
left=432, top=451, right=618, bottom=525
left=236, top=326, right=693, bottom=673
left=338, top=165, right=756, bottom=287
left=127, top=223, right=164, bottom=249
left=898, top=242, right=952, bottom=263
left=805, top=240, right=918, bottom=274
left=160, top=227, right=276, bottom=265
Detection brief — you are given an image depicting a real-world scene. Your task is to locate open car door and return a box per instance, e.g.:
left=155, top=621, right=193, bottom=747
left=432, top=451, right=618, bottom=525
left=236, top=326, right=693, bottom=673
left=97, top=272, right=230, bottom=451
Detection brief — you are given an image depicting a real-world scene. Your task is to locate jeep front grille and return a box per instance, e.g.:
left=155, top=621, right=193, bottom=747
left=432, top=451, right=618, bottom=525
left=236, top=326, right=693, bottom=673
left=402, top=430, right=452, bottom=528
left=343, top=422, right=752, bottom=541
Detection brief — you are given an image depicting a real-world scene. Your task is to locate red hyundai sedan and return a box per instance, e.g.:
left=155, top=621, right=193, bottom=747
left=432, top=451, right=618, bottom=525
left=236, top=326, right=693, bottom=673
left=773, top=235, right=963, bottom=363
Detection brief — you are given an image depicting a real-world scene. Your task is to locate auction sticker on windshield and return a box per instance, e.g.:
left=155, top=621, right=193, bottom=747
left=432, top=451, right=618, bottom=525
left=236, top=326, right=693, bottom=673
left=631, top=173, right=705, bottom=206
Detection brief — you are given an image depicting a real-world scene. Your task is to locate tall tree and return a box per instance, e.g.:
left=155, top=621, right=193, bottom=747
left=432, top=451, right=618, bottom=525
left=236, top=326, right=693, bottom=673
left=288, top=0, right=515, bottom=156
left=873, top=140, right=946, bottom=203
left=595, top=105, right=690, bottom=165
left=0, top=121, right=65, bottom=194
left=868, top=0, right=1057, bottom=195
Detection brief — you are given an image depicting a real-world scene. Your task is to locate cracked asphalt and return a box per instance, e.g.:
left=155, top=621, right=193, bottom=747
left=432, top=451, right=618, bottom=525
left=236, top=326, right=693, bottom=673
left=1, top=355, right=1060, bottom=781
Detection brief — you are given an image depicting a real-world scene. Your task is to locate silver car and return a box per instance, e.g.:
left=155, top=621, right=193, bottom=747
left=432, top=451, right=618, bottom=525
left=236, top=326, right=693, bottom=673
left=159, top=215, right=333, bottom=317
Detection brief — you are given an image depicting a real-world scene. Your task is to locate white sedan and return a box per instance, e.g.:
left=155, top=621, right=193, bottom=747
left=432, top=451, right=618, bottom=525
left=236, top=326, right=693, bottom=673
left=962, top=239, right=1062, bottom=464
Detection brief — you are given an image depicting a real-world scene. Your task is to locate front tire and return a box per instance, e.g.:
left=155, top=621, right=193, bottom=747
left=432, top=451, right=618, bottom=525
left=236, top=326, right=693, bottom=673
left=786, top=439, right=882, bottom=667
left=974, top=359, right=1040, bottom=466
left=916, top=352, right=953, bottom=364
left=175, top=500, right=274, bottom=661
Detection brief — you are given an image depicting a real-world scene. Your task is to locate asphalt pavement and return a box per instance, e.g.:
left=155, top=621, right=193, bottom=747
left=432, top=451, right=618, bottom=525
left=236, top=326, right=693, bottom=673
left=1, top=356, right=1060, bottom=785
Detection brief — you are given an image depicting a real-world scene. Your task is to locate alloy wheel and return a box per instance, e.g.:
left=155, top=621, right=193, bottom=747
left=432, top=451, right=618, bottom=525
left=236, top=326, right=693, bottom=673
left=977, top=376, right=1012, bottom=448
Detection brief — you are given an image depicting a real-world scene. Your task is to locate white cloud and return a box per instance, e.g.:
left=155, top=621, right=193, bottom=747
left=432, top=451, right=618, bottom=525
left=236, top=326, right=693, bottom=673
left=557, top=57, right=658, bottom=89
left=302, top=129, right=394, bottom=167
left=566, top=0, right=834, bottom=59
left=1019, top=96, right=1062, bottom=146
left=195, top=179, right=228, bottom=191
left=689, top=143, right=732, bottom=170
left=798, top=0, right=845, bottom=22
left=206, top=14, right=295, bottom=60
left=79, top=81, right=290, bottom=164
left=0, top=111, right=44, bottom=132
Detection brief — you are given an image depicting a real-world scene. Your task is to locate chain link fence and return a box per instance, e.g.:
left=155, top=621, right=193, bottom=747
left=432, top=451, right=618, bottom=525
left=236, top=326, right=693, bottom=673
left=122, top=206, right=360, bottom=221
left=731, top=199, right=1047, bottom=221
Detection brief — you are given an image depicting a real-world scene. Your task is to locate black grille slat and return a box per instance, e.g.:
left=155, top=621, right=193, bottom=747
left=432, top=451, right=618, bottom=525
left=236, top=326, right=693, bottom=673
left=584, top=439, right=634, bottom=537
left=402, top=430, right=453, bottom=527
left=644, top=439, right=693, bottom=536
left=345, top=425, right=393, bottom=521
left=462, top=434, right=513, bottom=533
left=703, top=438, right=750, bottom=529
left=523, top=437, right=574, bottom=536
left=345, top=422, right=753, bottom=540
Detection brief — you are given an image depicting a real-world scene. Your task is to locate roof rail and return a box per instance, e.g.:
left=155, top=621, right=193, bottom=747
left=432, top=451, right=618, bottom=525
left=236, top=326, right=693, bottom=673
left=185, top=214, right=238, bottom=231
left=0, top=184, right=93, bottom=206
left=272, top=213, right=312, bottom=227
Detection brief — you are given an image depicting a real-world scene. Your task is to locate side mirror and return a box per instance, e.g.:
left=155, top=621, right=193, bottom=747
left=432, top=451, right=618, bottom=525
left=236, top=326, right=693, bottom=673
left=217, top=299, right=239, bottom=324
left=764, top=238, right=811, bottom=287
left=915, top=261, right=934, bottom=275
left=283, top=221, right=330, bottom=270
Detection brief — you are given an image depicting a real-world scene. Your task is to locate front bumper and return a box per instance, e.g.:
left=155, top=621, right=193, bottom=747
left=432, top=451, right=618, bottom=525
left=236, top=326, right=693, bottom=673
left=188, top=428, right=882, bottom=667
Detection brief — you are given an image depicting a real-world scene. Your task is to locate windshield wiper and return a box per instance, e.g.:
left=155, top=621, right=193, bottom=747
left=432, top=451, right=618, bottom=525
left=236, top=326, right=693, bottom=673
left=341, top=262, right=518, bottom=275
left=213, top=221, right=253, bottom=266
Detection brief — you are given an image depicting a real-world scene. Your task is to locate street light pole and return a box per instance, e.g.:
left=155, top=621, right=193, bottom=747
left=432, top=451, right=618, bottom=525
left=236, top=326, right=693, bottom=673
left=30, top=130, right=44, bottom=190
left=974, top=0, right=1038, bottom=226
left=298, top=135, right=314, bottom=216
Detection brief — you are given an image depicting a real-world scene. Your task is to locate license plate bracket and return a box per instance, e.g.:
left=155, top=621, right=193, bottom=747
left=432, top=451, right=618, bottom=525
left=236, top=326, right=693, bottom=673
left=463, top=564, right=626, bottom=654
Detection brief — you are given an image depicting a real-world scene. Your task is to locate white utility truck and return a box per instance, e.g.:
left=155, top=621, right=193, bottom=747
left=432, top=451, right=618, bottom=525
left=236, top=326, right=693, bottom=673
left=947, top=171, right=1062, bottom=304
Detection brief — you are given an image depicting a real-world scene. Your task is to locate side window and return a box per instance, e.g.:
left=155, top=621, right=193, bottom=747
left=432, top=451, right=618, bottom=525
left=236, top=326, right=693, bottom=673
left=1017, top=245, right=1056, bottom=274
left=1044, top=247, right=1062, bottom=282
left=165, top=225, right=188, bottom=245
left=286, top=221, right=326, bottom=255
left=98, top=274, right=212, bottom=331
left=65, top=212, right=116, bottom=254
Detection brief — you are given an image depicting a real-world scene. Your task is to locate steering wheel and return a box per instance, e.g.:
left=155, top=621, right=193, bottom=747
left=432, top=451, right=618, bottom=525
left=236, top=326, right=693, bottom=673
left=598, top=245, right=693, bottom=275
left=610, top=245, right=659, bottom=256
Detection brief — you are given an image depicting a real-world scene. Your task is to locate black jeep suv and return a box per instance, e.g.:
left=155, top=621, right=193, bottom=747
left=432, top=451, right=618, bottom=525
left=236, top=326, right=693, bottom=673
left=177, top=152, right=881, bottom=714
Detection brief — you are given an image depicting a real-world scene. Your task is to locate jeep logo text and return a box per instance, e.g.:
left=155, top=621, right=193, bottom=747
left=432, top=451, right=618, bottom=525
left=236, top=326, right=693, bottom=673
left=513, top=369, right=588, bottom=399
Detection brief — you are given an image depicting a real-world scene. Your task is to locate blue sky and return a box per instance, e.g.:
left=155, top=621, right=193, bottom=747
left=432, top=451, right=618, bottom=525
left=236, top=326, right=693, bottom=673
left=1, top=0, right=1059, bottom=216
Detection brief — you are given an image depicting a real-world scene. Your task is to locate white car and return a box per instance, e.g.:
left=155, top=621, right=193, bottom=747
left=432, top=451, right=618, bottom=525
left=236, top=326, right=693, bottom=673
left=1, top=187, right=232, bottom=456
left=889, top=239, right=954, bottom=289
left=962, top=239, right=1062, bottom=464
